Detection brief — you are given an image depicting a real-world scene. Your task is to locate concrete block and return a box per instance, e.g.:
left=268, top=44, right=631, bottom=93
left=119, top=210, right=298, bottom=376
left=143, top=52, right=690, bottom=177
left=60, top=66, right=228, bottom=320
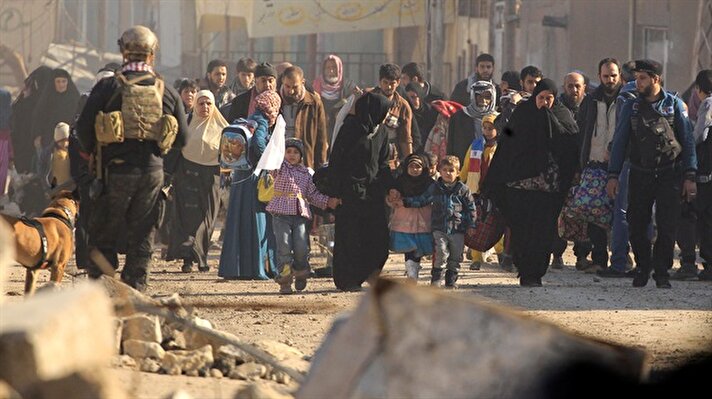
left=0, top=282, right=117, bottom=397
left=122, top=314, right=162, bottom=344
left=123, top=339, right=166, bottom=360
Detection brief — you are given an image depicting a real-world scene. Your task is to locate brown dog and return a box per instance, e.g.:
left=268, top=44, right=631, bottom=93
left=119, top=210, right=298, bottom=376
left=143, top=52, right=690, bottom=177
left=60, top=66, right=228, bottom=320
left=1, top=191, right=78, bottom=295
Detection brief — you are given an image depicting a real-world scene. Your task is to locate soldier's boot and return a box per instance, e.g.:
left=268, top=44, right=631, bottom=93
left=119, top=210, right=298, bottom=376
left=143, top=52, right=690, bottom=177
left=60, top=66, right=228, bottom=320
left=122, top=255, right=151, bottom=292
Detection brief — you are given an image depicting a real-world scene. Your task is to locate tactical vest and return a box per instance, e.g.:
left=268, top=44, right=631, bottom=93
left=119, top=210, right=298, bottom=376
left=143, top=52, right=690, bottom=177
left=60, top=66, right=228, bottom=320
left=629, top=99, right=681, bottom=170
left=118, top=73, right=164, bottom=142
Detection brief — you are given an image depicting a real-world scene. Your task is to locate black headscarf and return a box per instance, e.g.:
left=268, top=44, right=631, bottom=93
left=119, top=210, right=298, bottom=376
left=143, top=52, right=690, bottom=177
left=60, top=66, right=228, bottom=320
left=31, top=68, right=80, bottom=147
left=483, top=79, right=579, bottom=199
left=354, top=92, right=392, bottom=134
left=396, top=153, right=433, bottom=197
left=405, top=83, right=426, bottom=107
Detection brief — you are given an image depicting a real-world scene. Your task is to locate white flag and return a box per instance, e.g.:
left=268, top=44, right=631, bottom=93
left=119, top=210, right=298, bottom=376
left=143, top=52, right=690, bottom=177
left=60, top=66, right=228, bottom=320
left=254, top=114, right=286, bottom=175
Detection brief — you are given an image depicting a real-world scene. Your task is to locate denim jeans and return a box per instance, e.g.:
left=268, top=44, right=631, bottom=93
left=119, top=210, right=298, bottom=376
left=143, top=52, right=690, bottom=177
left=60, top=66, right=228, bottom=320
left=609, top=162, right=631, bottom=272
left=272, top=214, right=310, bottom=273
left=432, top=231, right=465, bottom=272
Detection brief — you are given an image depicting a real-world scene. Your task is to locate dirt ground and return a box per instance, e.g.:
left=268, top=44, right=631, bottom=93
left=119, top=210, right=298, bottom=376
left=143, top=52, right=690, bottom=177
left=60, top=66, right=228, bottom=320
left=3, top=242, right=711, bottom=398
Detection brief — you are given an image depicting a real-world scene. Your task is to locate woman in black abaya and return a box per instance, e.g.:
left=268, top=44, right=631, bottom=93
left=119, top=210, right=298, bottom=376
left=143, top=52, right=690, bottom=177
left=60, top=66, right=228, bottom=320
left=483, top=79, right=579, bottom=287
left=329, top=92, right=395, bottom=291
left=31, top=68, right=80, bottom=149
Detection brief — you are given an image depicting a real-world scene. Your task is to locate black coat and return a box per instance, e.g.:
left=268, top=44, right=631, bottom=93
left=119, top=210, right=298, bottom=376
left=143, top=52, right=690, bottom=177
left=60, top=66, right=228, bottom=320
left=226, top=89, right=253, bottom=124
left=577, top=85, right=620, bottom=169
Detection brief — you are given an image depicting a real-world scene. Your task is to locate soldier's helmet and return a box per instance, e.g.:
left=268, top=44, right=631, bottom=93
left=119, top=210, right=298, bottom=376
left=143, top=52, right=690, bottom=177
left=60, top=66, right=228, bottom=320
left=118, top=25, right=158, bottom=56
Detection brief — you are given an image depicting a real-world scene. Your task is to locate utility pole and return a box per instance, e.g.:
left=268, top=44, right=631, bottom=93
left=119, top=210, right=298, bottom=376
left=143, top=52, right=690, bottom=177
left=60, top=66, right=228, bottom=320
left=504, top=0, right=519, bottom=72
left=426, top=0, right=444, bottom=89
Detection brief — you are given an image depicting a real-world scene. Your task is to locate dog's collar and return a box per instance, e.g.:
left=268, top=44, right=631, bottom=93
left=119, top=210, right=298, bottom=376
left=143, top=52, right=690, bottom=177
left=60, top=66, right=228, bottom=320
left=41, top=207, right=75, bottom=230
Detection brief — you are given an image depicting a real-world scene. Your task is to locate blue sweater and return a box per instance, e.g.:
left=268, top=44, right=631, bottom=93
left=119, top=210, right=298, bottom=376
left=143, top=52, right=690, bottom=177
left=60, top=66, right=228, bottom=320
left=609, top=90, right=696, bottom=176
left=404, top=178, right=476, bottom=234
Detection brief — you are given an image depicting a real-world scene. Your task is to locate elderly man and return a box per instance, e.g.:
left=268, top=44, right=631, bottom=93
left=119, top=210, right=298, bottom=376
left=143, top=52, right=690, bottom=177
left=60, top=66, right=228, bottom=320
left=559, top=72, right=587, bottom=117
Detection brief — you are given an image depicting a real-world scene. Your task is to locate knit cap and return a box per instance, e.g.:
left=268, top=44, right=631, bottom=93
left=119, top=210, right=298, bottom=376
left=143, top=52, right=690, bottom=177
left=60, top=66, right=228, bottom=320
left=54, top=122, right=70, bottom=142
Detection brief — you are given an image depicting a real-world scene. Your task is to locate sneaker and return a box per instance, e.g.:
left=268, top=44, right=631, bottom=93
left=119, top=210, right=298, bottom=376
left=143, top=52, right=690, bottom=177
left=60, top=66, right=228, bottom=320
left=294, top=269, right=309, bottom=292
left=654, top=274, right=672, bottom=289
left=444, top=270, right=459, bottom=288
left=430, top=268, right=443, bottom=286
left=574, top=257, right=591, bottom=271
left=469, top=261, right=481, bottom=271
left=596, top=267, right=628, bottom=278
left=279, top=282, right=293, bottom=294
left=405, top=260, right=421, bottom=280
left=550, top=256, right=564, bottom=270
left=181, top=260, right=193, bottom=273
left=499, top=254, right=515, bottom=272
left=670, top=264, right=698, bottom=281
left=632, top=270, right=649, bottom=287
left=198, top=264, right=210, bottom=272
left=520, top=276, right=542, bottom=287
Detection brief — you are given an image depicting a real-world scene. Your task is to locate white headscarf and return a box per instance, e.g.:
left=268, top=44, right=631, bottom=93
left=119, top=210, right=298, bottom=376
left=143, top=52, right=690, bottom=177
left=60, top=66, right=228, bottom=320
left=181, top=90, right=229, bottom=166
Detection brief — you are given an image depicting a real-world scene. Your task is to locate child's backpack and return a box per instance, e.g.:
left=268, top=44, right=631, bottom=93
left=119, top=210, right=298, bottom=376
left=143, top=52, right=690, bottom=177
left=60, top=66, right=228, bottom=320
left=219, top=118, right=256, bottom=171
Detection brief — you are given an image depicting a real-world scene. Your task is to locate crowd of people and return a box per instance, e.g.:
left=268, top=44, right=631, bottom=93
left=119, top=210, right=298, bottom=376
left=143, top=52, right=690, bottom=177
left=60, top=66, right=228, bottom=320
left=1, top=25, right=710, bottom=293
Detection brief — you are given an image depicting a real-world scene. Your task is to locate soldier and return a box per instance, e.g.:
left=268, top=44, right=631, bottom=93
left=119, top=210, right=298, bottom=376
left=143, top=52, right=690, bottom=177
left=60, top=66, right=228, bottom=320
left=77, top=25, right=188, bottom=291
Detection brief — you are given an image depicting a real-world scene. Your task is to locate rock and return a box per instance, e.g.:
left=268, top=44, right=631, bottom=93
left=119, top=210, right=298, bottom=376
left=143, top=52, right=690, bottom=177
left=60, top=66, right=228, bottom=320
left=234, top=382, right=294, bottom=399
left=162, top=330, right=187, bottom=351
left=158, top=293, right=189, bottom=318
left=0, top=283, right=119, bottom=398
left=138, top=358, right=162, bottom=373
left=253, top=340, right=305, bottom=361
left=209, top=368, right=224, bottom=379
left=113, top=318, right=123, bottom=354
left=185, top=369, right=199, bottom=377
left=270, top=370, right=292, bottom=385
left=183, top=317, right=213, bottom=350
left=122, top=314, right=162, bottom=344
left=111, top=355, right=138, bottom=370
left=228, top=362, right=267, bottom=380
left=99, top=276, right=159, bottom=317
left=217, top=344, right=255, bottom=366
left=160, top=345, right=214, bottom=376
left=163, top=390, right=193, bottom=399
left=123, top=339, right=166, bottom=360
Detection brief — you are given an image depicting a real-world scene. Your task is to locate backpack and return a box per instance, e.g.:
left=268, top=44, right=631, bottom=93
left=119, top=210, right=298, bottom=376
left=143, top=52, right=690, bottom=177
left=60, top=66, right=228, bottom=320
left=219, top=119, right=256, bottom=171
left=631, top=98, right=682, bottom=169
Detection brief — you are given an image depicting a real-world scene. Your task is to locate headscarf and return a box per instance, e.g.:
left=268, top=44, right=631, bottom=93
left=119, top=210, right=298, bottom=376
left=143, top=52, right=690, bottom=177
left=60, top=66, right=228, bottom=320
left=354, top=92, right=392, bottom=134
left=54, top=122, right=70, bottom=142
left=181, top=90, right=229, bottom=166
left=313, top=55, right=344, bottom=101
left=0, top=88, right=11, bottom=130
left=254, top=90, right=281, bottom=126
left=31, top=68, right=80, bottom=147
left=396, top=153, right=433, bottom=197
left=532, top=78, right=559, bottom=99
left=464, top=80, right=497, bottom=118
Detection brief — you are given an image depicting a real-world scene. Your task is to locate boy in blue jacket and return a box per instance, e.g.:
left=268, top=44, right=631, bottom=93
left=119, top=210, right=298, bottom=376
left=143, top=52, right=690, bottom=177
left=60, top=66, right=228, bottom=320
left=397, top=155, right=477, bottom=287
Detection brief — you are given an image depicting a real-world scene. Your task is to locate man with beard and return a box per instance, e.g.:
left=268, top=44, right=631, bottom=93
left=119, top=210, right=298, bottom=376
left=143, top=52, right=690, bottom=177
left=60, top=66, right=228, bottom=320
left=606, top=59, right=697, bottom=289
left=559, top=72, right=587, bottom=118
left=447, top=81, right=497, bottom=165
left=401, top=62, right=445, bottom=103
left=573, top=58, right=624, bottom=276
left=451, top=53, right=501, bottom=106
left=200, top=59, right=235, bottom=117
left=313, top=54, right=358, bottom=142
left=372, top=64, right=414, bottom=160
left=229, top=57, right=256, bottom=97
left=280, top=66, right=329, bottom=169
left=226, top=63, right=278, bottom=123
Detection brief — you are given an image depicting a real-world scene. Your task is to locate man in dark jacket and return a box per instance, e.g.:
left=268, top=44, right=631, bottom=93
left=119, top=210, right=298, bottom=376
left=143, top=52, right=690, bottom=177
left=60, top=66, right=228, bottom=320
left=574, top=58, right=624, bottom=276
left=450, top=53, right=501, bottom=106
left=606, top=59, right=697, bottom=289
left=226, top=62, right=277, bottom=123
left=401, top=62, right=446, bottom=103
left=76, top=25, right=188, bottom=291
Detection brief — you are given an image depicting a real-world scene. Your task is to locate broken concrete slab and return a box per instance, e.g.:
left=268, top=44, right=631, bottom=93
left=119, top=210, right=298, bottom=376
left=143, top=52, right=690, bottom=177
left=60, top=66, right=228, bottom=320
left=123, top=339, right=166, bottom=360
left=0, top=282, right=119, bottom=398
left=99, top=276, right=159, bottom=317
left=298, top=279, right=648, bottom=399
left=122, top=314, right=162, bottom=344
left=160, top=344, right=214, bottom=376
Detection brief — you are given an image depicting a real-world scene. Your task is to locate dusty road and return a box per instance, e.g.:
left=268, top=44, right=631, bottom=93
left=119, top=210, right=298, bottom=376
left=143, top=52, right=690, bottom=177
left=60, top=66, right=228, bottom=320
left=3, top=244, right=711, bottom=398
